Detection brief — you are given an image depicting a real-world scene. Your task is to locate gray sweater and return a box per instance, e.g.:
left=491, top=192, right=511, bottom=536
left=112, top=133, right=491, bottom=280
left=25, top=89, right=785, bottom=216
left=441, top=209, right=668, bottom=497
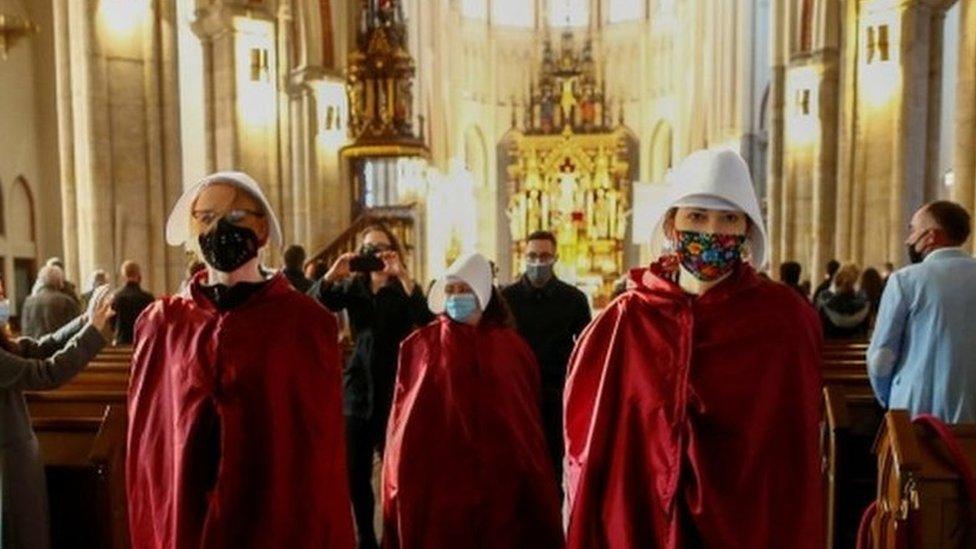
left=1, top=316, right=107, bottom=549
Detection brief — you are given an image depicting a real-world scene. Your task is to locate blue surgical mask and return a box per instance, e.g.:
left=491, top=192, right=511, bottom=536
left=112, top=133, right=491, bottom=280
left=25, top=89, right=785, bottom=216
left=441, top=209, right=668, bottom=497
left=526, top=262, right=554, bottom=285
left=0, top=299, right=10, bottom=326
left=445, top=293, right=479, bottom=322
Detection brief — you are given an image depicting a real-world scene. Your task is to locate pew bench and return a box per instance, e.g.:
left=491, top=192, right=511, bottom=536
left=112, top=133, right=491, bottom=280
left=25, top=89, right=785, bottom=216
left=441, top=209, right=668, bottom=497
left=33, top=406, right=129, bottom=549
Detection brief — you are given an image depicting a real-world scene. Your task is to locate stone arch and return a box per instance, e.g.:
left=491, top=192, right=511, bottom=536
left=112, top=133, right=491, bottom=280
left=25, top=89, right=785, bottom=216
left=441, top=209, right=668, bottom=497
left=9, top=176, right=36, bottom=244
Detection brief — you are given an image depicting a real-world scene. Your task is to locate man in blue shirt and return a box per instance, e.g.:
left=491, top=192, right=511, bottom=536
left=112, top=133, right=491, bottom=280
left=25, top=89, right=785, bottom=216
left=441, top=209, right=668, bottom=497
left=869, top=200, right=976, bottom=422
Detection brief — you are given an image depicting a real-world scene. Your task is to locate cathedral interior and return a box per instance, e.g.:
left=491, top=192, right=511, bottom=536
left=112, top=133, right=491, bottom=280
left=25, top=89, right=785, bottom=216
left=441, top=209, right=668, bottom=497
left=4, top=2, right=976, bottom=548
left=0, top=0, right=973, bottom=310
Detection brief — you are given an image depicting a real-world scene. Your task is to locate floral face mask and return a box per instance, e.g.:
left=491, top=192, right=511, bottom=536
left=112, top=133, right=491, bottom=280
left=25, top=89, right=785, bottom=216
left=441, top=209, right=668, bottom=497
left=673, top=230, right=746, bottom=282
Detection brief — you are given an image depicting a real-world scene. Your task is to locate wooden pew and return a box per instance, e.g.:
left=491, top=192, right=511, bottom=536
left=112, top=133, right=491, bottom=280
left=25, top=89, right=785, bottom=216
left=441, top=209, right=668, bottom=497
left=59, top=371, right=129, bottom=392
left=864, top=410, right=976, bottom=548
left=26, top=390, right=127, bottom=418
left=823, top=386, right=885, bottom=549
left=33, top=405, right=129, bottom=549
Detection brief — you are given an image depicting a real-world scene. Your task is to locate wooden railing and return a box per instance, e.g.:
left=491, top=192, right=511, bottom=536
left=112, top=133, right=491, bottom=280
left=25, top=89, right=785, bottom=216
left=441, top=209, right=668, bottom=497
left=308, top=203, right=424, bottom=283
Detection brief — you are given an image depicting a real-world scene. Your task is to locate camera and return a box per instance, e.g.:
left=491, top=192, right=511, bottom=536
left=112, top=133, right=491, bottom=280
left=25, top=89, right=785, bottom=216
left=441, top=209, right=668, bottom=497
left=349, top=254, right=385, bottom=273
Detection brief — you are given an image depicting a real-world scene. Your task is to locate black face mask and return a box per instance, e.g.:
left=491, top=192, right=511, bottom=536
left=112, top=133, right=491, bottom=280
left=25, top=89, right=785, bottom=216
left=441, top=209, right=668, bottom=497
left=198, top=218, right=260, bottom=273
left=907, top=231, right=928, bottom=265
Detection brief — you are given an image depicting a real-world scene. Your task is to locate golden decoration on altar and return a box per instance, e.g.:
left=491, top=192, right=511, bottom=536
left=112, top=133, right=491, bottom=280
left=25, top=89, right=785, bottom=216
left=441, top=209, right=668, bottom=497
left=505, top=30, right=633, bottom=308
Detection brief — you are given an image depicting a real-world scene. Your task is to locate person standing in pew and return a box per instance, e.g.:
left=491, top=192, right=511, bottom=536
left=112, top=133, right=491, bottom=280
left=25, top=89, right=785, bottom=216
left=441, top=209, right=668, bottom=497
left=564, top=149, right=824, bottom=548
left=126, top=172, right=355, bottom=549
left=869, top=200, right=976, bottom=422
left=0, top=284, right=115, bottom=549
left=111, top=261, right=154, bottom=345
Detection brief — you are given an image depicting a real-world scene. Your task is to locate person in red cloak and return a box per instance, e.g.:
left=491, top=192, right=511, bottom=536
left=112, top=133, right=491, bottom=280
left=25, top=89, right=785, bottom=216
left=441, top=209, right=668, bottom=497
left=126, top=172, right=355, bottom=548
left=564, top=149, right=823, bottom=548
left=382, top=253, right=563, bottom=549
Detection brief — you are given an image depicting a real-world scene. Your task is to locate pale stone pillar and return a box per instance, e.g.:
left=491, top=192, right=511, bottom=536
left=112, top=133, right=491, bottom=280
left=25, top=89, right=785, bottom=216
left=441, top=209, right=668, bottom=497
left=953, top=0, right=976, bottom=252
left=192, top=1, right=285, bottom=262
left=811, top=53, right=841, bottom=286
left=54, top=0, right=184, bottom=293
left=52, top=0, right=79, bottom=281
left=834, top=0, right=860, bottom=263
left=889, top=1, right=951, bottom=264
left=766, top=0, right=787, bottom=271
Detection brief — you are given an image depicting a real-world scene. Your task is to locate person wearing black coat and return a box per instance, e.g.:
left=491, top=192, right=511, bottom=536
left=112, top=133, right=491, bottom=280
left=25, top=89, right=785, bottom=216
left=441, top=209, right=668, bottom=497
left=309, top=224, right=433, bottom=549
left=502, top=231, right=591, bottom=489
left=111, top=261, right=155, bottom=345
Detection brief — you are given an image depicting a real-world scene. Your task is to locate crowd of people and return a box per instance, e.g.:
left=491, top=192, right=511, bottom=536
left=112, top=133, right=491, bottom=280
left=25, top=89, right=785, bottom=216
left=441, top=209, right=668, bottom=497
left=1, top=147, right=975, bottom=548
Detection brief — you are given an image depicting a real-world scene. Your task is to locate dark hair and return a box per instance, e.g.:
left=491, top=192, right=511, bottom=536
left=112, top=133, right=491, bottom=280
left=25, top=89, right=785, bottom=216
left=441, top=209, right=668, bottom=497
left=924, top=200, right=972, bottom=245
left=359, top=223, right=402, bottom=254
left=826, top=260, right=840, bottom=277
left=480, top=286, right=515, bottom=328
left=283, top=245, right=307, bottom=269
left=526, top=230, right=557, bottom=247
left=859, top=267, right=884, bottom=306
left=779, top=261, right=802, bottom=285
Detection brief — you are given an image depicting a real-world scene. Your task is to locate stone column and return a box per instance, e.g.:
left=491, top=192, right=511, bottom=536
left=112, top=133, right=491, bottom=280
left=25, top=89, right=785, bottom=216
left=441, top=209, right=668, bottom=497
left=766, top=0, right=787, bottom=271
left=954, top=0, right=976, bottom=253
left=889, top=1, right=949, bottom=264
left=834, top=0, right=860, bottom=262
left=191, top=1, right=284, bottom=261
left=54, top=0, right=183, bottom=292
left=811, top=52, right=841, bottom=286
left=52, top=0, right=79, bottom=281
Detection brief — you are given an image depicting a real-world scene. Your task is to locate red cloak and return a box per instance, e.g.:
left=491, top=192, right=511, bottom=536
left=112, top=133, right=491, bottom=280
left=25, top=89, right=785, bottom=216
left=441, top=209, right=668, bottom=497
left=126, top=272, right=355, bottom=548
left=564, top=264, right=823, bottom=548
left=382, top=317, right=563, bottom=548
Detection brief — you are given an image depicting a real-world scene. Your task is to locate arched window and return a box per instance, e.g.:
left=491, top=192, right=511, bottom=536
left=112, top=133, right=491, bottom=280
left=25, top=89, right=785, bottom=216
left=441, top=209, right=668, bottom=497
left=607, top=0, right=644, bottom=23
left=462, top=0, right=488, bottom=19
left=492, top=0, right=534, bottom=27
left=548, top=0, right=588, bottom=27
left=9, top=177, right=35, bottom=244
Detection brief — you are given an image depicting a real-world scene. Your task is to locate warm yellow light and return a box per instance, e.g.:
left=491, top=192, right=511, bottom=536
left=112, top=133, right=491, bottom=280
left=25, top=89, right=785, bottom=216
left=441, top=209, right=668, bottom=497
left=234, top=17, right=276, bottom=128
left=786, top=66, right=821, bottom=146
left=859, top=11, right=901, bottom=110
left=313, top=79, right=348, bottom=150
left=98, top=0, right=150, bottom=36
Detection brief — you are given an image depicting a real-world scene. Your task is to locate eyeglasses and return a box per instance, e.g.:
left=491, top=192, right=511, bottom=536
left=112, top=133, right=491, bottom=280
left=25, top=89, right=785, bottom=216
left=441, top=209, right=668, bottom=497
left=191, top=208, right=265, bottom=226
left=525, top=252, right=556, bottom=263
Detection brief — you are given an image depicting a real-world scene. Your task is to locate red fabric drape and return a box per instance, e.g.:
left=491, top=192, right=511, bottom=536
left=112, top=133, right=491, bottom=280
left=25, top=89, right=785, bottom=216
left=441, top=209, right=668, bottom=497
left=382, top=317, right=563, bottom=549
left=564, top=264, right=824, bottom=548
left=126, top=272, right=354, bottom=548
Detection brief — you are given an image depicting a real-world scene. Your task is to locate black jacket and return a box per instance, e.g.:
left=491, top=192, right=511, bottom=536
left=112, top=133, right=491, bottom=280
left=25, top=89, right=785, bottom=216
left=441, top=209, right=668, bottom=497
left=283, top=268, right=313, bottom=294
left=112, top=282, right=155, bottom=344
left=310, top=276, right=433, bottom=420
left=816, top=290, right=871, bottom=339
left=502, top=275, right=591, bottom=392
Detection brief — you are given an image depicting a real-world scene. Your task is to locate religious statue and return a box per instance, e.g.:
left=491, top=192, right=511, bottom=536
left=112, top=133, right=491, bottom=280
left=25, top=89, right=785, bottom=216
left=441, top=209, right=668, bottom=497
left=540, top=87, right=555, bottom=133
left=560, top=79, right=578, bottom=124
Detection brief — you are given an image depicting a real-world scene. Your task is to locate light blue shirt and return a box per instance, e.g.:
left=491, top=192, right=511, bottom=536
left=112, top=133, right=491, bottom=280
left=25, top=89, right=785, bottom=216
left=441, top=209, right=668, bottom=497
left=868, top=248, right=976, bottom=422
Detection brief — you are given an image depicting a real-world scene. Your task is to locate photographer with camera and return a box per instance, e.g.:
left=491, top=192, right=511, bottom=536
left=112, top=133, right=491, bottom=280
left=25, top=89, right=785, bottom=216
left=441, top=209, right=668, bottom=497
left=309, top=223, right=433, bottom=549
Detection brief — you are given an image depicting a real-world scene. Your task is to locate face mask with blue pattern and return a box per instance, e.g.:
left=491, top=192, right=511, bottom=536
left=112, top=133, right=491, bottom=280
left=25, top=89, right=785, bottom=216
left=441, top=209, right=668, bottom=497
left=445, top=293, right=480, bottom=322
